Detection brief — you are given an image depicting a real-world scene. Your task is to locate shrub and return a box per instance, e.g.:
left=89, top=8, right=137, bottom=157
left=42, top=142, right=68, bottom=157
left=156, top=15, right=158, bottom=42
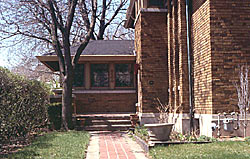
left=0, top=67, right=49, bottom=144
left=134, top=125, right=149, bottom=142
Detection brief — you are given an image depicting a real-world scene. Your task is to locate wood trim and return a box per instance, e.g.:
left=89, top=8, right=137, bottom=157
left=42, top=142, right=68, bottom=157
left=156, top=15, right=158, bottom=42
left=110, top=63, right=115, bottom=89
left=85, top=63, right=90, bottom=89
left=143, top=0, right=148, bottom=8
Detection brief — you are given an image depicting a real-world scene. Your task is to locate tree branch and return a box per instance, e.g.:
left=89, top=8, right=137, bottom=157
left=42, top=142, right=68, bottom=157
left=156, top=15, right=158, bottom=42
left=66, top=0, right=78, bottom=32
left=72, top=0, right=97, bottom=67
left=47, top=0, right=64, bottom=33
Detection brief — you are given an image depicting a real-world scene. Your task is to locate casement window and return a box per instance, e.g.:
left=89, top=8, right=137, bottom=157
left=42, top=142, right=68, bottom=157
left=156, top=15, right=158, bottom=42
left=91, top=64, right=109, bottom=87
left=115, top=63, right=134, bottom=87
left=73, top=64, right=84, bottom=87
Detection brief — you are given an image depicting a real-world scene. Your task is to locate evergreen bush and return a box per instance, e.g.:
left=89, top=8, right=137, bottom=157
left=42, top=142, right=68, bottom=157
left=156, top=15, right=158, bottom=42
left=0, top=67, right=49, bottom=144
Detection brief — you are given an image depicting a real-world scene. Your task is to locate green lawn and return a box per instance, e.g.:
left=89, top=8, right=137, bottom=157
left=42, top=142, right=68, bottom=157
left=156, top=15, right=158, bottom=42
left=150, top=141, right=250, bottom=159
left=2, top=131, right=90, bottom=159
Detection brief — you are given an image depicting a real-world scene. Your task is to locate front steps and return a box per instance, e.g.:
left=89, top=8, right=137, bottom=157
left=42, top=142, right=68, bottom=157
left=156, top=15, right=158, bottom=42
left=74, top=113, right=133, bottom=131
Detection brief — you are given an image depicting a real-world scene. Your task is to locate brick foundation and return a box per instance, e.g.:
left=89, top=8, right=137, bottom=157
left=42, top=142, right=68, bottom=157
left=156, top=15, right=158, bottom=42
left=75, top=93, right=137, bottom=113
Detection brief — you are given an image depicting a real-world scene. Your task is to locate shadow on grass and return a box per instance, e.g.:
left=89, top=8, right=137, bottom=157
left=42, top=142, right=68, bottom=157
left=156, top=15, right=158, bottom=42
left=1, top=133, right=56, bottom=159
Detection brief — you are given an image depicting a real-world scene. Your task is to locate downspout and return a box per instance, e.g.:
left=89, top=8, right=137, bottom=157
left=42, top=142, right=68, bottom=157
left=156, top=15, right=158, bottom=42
left=185, top=0, right=194, bottom=133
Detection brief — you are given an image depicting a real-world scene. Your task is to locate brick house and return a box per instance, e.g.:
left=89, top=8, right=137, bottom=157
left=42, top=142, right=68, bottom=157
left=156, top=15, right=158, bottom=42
left=37, top=0, right=250, bottom=136
left=124, top=0, right=250, bottom=137
left=37, top=40, right=137, bottom=114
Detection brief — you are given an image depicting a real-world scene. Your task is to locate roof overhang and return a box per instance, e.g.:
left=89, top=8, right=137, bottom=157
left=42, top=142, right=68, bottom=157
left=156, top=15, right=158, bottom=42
left=124, top=0, right=135, bottom=28
left=36, top=55, right=136, bottom=72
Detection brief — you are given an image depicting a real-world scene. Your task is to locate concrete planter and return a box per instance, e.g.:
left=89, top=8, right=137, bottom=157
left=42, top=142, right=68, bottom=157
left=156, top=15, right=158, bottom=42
left=144, top=123, right=174, bottom=141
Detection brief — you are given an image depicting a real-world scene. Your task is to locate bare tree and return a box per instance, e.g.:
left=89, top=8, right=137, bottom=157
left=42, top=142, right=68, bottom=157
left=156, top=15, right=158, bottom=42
left=0, top=0, right=133, bottom=71
left=234, top=65, right=250, bottom=138
left=0, top=0, right=132, bottom=130
left=0, top=0, right=98, bottom=130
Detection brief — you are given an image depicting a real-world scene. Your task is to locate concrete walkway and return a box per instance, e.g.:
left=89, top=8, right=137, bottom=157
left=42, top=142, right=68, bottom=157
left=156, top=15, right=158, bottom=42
left=86, top=131, right=148, bottom=159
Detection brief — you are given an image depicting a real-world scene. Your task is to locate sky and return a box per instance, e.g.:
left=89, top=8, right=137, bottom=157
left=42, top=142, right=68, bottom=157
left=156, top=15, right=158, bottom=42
left=0, top=48, right=11, bottom=68
left=0, top=58, right=8, bottom=67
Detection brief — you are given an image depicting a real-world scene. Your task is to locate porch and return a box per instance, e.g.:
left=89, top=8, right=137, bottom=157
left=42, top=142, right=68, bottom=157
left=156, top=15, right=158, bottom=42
left=50, top=92, right=137, bottom=131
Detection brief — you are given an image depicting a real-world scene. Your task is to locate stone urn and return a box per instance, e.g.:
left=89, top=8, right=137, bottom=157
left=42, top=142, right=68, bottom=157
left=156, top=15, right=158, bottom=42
left=144, top=123, right=174, bottom=141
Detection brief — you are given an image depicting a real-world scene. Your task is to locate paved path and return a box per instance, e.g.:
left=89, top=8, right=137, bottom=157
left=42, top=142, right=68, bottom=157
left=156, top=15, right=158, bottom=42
left=86, top=131, right=148, bottom=159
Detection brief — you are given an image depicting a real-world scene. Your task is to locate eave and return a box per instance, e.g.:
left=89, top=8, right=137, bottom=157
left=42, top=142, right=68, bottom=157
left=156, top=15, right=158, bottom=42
left=36, top=55, right=136, bottom=72
left=124, top=0, right=135, bottom=28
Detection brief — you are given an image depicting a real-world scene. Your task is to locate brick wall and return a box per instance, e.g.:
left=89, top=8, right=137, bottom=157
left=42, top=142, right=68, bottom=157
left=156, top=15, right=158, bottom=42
left=133, top=0, right=250, bottom=115
left=135, top=11, right=169, bottom=113
left=192, top=0, right=213, bottom=114
left=134, top=1, right=190, bottom=114
left=210, top=0, right=250, bottom=113
left=192, top=0, right=250, bottom=114
left=75, top=93, right=137, bottom=113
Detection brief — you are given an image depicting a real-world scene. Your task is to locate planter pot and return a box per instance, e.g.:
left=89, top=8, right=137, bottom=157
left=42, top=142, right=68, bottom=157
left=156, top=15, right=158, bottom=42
left=144, top=123, right=174, bottom=141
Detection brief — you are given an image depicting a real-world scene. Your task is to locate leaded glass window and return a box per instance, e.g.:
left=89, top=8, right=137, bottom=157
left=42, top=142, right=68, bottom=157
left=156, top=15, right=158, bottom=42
left=91, top=64, right=109, bottom=87
left=115, top=64, right=134, bottom=87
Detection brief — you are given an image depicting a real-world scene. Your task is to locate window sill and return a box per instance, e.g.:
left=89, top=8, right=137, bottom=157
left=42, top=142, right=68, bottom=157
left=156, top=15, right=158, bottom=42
left=72, top=89, right=136, bottom=94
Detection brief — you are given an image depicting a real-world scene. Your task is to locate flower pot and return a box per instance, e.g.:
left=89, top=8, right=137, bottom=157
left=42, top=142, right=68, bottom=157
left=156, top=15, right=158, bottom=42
left=144, top=123, right=174, bottom=141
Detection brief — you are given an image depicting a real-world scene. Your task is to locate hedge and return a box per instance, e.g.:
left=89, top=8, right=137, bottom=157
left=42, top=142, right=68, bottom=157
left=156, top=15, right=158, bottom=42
left=0, top=67, right=50, bottom=144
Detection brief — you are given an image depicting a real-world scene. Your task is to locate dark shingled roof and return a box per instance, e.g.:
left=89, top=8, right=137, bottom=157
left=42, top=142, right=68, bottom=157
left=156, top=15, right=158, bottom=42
left=44, top=40, right=135, bottom=56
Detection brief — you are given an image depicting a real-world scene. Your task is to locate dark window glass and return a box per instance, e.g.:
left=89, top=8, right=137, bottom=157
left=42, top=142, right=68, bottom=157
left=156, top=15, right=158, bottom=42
left=115, top=64, right=134, bottom=87
left=91, top=64, right=109, bottom=87
left=73, top=64, right=84, bottom=87
left=148, top=0, right=164, bottom=7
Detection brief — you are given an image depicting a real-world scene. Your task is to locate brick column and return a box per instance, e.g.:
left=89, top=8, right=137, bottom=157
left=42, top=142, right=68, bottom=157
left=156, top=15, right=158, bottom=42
left=168, top=0, right=174, bottom=109
left=173, top=0, right=180, bottom=109
left=178, top=0, right=189, bottom=113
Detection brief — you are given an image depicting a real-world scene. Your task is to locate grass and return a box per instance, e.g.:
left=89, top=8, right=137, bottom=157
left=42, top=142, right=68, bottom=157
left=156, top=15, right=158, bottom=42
left=150, top=141, right=250, bottom=159
left=1, top=131, right=90, bottom=159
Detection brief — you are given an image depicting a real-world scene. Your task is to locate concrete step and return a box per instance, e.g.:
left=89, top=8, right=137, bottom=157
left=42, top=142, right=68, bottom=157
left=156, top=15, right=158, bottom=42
left=85, top=119, right=131, bottom=126
left=76, top=116, right=131, bottom=120
left=75, top=113, right=133, bottom=131
left=82, top=124, right=132, bottom=131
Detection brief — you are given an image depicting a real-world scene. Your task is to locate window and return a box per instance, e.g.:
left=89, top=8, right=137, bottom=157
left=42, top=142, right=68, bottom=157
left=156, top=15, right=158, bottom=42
left=148, top=0, right=165, bottom=8
left=73, top=64, right=84, bottom=87
left=115, top=64, right=134, bottom=87
left=91, top=64, right=109, bottom=87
